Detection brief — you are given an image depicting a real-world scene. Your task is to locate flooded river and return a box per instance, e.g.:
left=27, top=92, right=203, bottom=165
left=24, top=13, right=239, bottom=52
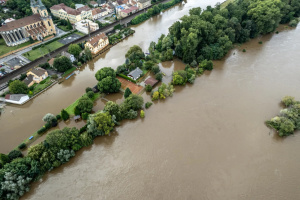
left=3, top=0, right=300, bottom=199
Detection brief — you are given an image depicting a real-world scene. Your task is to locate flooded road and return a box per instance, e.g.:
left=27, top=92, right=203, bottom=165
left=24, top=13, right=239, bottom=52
left=1, top=0, right=300, bottom=199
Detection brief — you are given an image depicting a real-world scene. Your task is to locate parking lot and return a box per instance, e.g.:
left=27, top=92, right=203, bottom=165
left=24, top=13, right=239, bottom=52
left=0, top=57, right=29, bottom=77
left=58, top=33, right=82, bottom=45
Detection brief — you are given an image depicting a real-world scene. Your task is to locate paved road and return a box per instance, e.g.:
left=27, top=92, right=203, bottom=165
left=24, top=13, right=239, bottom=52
left=0, top=0, right=174, bottom=85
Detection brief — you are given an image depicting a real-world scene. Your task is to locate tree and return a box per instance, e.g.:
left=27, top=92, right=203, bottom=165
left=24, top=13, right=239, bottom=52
left=143, top=60, right=155, bottom=70
left=172, top=70, right=187, bottom=85
left=68, top=44, right=81, bottom=59
left=43, top=113, right=56, bottom=124
left=9, top=80, right=28, bottom=94
left=97, top=76, right=121, bottom=94
left=76, top=96, right=93, bottom=114
left=53, top=56, right=73, bottom=72
left=87, top=91, right=94, bottom=99
left=87, top=111, right=115, bottom=137
left=67, top=19, right=72, bottom=30
left=152, top=65, right=160, bottom=74
left=95, top=67, right=116, bottom=81
left=104, top=101, right=122, bottom=121
left=155, top=73, right=163, bottom=81
left=84, top=48, right=92, bottom=61
left=8, top=150, right=23, bottom=161
left=248, top=0, right=283, bottom=34
left=61, top=109, right=70, bottom=121
left=145, top=84, right=152, bottom=92
left=200, top=59, right=213, bottom=71
left=125, top=45, right=145, bottom=62
left=282, top=96, right=295, bottom=107
left=140, top=110, right=145, bottom=118
left=124, top=88, right=132, bottom=99
left=123, top=94, right=144, bottom=111
left=0, top=153, right=9, bottom=167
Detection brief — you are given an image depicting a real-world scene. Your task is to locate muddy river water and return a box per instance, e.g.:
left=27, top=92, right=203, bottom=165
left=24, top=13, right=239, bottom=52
left=2, top=0, right=300, bottom=199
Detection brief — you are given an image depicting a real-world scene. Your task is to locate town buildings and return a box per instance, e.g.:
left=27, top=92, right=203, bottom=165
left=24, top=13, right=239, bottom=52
left=137, top=0, right=151, bottom=9
left=23, top=67, right=48, bottom=87
left=50, top=3, right=92, bottom=24
left=120, top=6, right=139, bottom=18
left=85, top=32, right=109, bottom=54
left=0, top=0, right=56, bottom=46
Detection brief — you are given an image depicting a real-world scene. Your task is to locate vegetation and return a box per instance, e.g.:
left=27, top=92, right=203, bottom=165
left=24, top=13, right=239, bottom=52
left=145, top=102, right=153, bottom=109
left=23, top=41, right=64, bottom=61
left=9, top=80, right=28, bottom=94
left=152, top=83, right=174, bottom=101
left=61, top=109, right=70, bottom=121
left=0, top=39, right=33, bottom=57
left=96, top=67, right=121, bottom=94
left=140, top=110, right=145, bottom=118
left=68, top=44, right=81, bottom=59
left=124, top=88, right=132, bottom=99
left=145, top=84, right=153, bottom=92
left=53, top=56, right=73, bottom=73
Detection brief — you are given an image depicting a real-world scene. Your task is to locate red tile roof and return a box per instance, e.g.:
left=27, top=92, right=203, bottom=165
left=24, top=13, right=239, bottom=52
left=50, top=3, right=81, bottom=15
left=87, top=32, right=108, bottom=48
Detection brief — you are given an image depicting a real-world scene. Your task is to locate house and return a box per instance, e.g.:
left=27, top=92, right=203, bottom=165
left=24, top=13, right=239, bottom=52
left=3, top=18, right=15, bottom=24
left=92, top=8, right=109, bottom=20
left=75, top=19, right=99, bottom=34
left=120, top=6, right=138, bottom=18
left=61, top=51, right=76, bottom=63
left=128, top=67, right=143, bottom=80
left=24, top=67, right=48, bottom=86
left=85, top=32, right=109, bottom=54
left=144, top=77, right=158, bottom=87
left=137, top=0, right=151, bottom=9
left=5, top=94, right=29, bottom=105
left=75, top=4, right=85, bottom=9
left=48, top=57, right=55, bottom=67
left=90, top=1, right=98, bottom=7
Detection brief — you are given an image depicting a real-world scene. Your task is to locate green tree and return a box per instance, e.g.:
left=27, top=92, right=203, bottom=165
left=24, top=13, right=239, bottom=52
left=8, top=150, right=23, bottom=161
left=104, top=101, right=122, bottom=121
left=145, top=84, right=152, bottom=92
left=68, top=44, right=82, bottom=59
left=140, top=110, right=145, bottom=118
left=95, top=67, right=116, bottom=81
left=61, top=109, right=70, bottom=121
left=172, top=70, right=187, bottom=85
left=125, top=45, right=145, bottom=62
left=97, top=76, right=121, bottom=94
left=200, top=59, right=213, bottom=71
left=67, top=19, right=72, bottom=30
left=87, top=111, right=115, bottom=136
left=282, top=96, right=295, bottom=107
left=123, top=94, right=144, bottom=111
left=53, top=56, right=73, bottom=72
left=9, top=80, right=28, bottom=94
left=76, top=96, right=93, bottom=114
left=124, top=88, right=132, bottom=99
left=155, top=73, right=163, bottom=81
left=42, top=113, right=56, bottom=124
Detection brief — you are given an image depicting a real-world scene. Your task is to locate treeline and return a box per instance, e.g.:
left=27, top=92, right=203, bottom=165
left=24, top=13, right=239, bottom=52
left=149, top=0, right=300, bottom=64
left=131, top=0, right=183, bottom=25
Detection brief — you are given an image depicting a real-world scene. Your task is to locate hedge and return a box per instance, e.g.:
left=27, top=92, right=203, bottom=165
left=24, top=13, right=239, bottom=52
left=117, top=73, right=137, bottom=83
left=18, top=143, right=26, bottom=150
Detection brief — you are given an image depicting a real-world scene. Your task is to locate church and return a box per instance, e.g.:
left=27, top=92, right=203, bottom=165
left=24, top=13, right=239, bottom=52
left=0, top=0, right=56, bottom=47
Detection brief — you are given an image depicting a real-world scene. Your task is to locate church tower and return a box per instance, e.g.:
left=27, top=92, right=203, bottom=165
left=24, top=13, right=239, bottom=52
left=30, top=0, right=56, bottom=35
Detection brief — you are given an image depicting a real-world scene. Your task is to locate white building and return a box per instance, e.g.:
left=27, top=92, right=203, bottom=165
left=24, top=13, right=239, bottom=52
left=75, top=19, right=99, bottom=35
left=5, top=94, right=29, bottom=105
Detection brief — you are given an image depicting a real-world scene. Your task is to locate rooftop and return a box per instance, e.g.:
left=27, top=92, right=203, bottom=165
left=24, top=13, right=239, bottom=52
left=23, top=74, right=34, bottom=86
left=87, top=32, right=108, bottom=47
left=0, top=14, right=41, bottom=32
left=144, top=77, right=158, bottom=87
left=128, top=67, right=143, bottom=80
left=30, top=67, right=47, bottom=77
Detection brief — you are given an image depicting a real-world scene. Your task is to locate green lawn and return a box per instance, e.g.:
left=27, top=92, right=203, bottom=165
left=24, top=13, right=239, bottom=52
left=62, top=67, right=77, bottom=77
left=0, top=38, right=34, bottom=56
left=58, top=25, right=72, bottom=32
left=65, top=93, right=101, bottom=116
left=23, top=41, right=64, bottom=61
left=75, top=31, right=86, bottom=36
left=31, top=77, right=53, bottom=95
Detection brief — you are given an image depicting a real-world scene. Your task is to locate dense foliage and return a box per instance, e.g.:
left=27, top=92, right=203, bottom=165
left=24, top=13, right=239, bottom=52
left=53, top=56, right=73, bottom=73
left=9, top=80, right=28, bottom=94
left=266, top=96, right=300, bottom=137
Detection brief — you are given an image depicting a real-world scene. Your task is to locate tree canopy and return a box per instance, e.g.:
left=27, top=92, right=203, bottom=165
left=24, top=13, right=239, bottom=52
left=9, top=80, right=28, bottom=94
left=53, top=56, right=73, bottom=72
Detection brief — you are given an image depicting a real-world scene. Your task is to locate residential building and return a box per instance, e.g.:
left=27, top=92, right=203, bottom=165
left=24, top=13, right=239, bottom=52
left=75, top=4, right=85, bottom=9
left=61, top=51, right=76, bottom=63
left=0, top=0, right=8, bottom=5
left=144, top=77, right=158, bottom=87
left=24, top=67, right=48, bottom=86
left=75, top=19, right=99, bottom=35
left=0, top=0, right=56, bottom=46
left=137, top=0, right=151, bottom=9
left=85, top=32, right=109, bottom=54
left=50, top=3, right=92, bottom=24
left=92, top=8, right=109, bottom=20
left=5, top=94, right=29, bottom=105
left=128, top=67, right=143, bottom=80
left=90, top=1, right=98, bottom=7
left=120, top=6, right=139, bottom=18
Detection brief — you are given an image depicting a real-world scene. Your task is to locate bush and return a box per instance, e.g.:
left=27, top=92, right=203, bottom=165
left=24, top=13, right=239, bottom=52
left=78, top=62, right=82, bottom=66
left=140, top=110, right=145, bottom=118
left=155, top=73, right=163, bottom=81
left=56, top=114, right=61, bottom=120
left=282, top=96, right=295, bottom=107
left=124, top=88, right=132, bottom=99
left=51, top=74, right=58, bottom=80
left=79, top=125, right=87, bottom=133
left=18, top=143, right=26, bottom=150
left=118, top=73, right=136, bottom=83
left=39, top=79, right=46, bottom=84
left=242, top=49, right=246, bottom=52
left=86, top=87, right=93, bottom=93
left=199, top=60, right=213, bottom=71
left=87, top=91, right=94, bottom=99
left=37, top=127, right=47, bottom=134
left=8, top=150, right=23, bottom=161
left=45, top=122, right=51, bottom=129
left=145, top=84, right=152, bottom=92
left=74, top=106, right=81, bottom=116
left=289, top=19, right=298, bottom=27
left=152, top=65, right=160, bottom=74
left=82, top=112, right=89, bottom=120
left=145, top=102, right=153, bottom=109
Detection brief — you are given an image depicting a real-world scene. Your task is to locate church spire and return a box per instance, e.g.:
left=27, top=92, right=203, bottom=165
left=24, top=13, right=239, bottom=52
left=30, top=0, right=36, bottom=7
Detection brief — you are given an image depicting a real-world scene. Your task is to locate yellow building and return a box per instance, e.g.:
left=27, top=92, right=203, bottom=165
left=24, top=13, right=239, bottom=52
left=50, top=3, right=92, bottom=24
left=0, top=0, right=56, bottom=46
left=85, top=33, right=109, bottom=55
left=137, top=0, right=151, bottom=9
left=23, top=67, right=48, bottom=87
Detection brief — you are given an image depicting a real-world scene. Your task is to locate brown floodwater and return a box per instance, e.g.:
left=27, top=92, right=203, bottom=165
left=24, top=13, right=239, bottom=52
left=2, top=0, right=300, bottom=199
